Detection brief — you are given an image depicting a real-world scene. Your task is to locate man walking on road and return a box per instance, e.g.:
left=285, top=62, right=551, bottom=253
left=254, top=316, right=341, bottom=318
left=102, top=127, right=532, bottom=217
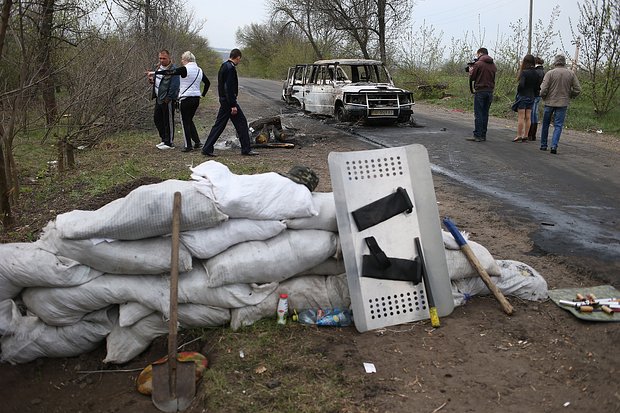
left=539, top=54, right=581, bottom=154
left=201, top=49, right=257, bottom=157
left=467, top=47, right=497, bottom=142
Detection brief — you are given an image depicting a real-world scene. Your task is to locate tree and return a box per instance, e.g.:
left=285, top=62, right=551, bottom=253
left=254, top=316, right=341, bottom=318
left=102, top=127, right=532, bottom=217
left=573, top=0, right=620, bottom=115
left=0, top=0, right=14, bottom=226
left=269, top=0, right=338, bottom=60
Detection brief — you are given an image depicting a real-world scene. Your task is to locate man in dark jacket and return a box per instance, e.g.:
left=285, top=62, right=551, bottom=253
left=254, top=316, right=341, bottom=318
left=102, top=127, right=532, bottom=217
left=148, top=49, right=180, bottom=150
left=467, top=48, right=497, bottom=142
left=201, top=49, right=257, bottom=157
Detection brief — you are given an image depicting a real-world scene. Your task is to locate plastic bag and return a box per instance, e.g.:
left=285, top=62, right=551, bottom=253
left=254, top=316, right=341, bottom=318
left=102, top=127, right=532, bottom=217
left=295, top=308, right=352, bottom=327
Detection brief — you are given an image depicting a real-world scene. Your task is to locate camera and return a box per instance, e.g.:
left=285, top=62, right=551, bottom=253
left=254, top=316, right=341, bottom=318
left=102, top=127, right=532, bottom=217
left=465, top=57, right=478, bottom=72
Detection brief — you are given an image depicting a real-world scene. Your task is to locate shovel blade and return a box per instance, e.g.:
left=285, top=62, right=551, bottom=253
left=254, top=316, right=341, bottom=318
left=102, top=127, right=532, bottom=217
left=152, top=360, right=196, bottom=412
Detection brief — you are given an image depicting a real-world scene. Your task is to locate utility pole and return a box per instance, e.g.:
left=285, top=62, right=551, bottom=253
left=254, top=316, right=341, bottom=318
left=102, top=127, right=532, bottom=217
left=528, top=0, right=533, bottom=54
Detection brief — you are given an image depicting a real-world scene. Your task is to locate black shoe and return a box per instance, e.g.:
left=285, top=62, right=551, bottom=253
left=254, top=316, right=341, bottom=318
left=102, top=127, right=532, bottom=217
left=193, top=141, right=202, bottom=149
left=181, top=147, right=192, bottom=152
left=540, top=146, right=547, bottom=151
left=466, top=137, right=482, bottom=142
left=202, top=151, right=217, bottom=157
left=242, top=150, right=259, bottom=156
left=550, top=147, right=557, bottom=154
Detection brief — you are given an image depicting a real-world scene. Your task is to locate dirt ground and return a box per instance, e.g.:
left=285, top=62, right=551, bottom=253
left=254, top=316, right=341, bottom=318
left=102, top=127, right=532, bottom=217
left=0, top=92, right=618, bottom=413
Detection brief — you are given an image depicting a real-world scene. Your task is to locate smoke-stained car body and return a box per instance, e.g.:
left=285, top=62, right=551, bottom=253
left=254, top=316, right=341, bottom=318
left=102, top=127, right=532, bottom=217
left=282, top=59, right=414, bottom=123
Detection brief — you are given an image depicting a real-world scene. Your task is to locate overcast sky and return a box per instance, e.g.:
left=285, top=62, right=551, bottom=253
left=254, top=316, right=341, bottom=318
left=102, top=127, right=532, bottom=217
left=187, top=0, right=581, bottom=55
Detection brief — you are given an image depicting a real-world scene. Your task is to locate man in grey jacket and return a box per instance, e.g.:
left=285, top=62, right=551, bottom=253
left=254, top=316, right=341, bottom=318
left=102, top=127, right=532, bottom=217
left=539, top=55, right=581, bottom=154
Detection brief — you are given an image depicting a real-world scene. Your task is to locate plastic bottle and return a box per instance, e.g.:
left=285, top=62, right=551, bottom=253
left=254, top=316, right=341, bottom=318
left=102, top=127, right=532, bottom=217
left=276, top=293, right=289, bottom=324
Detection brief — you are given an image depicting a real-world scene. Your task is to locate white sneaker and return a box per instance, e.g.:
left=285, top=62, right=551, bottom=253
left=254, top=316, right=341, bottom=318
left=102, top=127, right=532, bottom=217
left=156, top=142, right=166, bottom=148
left=158, top=144, right=173, bottom=150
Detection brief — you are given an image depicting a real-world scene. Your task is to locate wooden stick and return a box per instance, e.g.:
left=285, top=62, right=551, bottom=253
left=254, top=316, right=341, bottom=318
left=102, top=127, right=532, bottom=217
left=443, top=218, right=514, bottom=315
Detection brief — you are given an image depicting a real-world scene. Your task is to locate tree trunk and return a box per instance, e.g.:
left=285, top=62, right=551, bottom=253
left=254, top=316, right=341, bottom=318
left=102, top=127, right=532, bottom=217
left=0, top=0, right=14, bottom=226
left=377, top=0, right=387, bottom=62
left=38, top=0, right=58, bottom=127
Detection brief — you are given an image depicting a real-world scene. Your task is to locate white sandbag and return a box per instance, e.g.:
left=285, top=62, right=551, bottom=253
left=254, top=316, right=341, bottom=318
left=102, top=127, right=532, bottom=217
left=298, top=257, right=346, bottom=276
left=118, top=302, right=154, bottom=327
left=230, top=274, right=351, bottom=330
left=451, top=259, right=548, bottom=303
left=0, top=243, right=101, bottom=301
left=55, top=180, right=228, bottom=240
left=22, top=274, right=170, bottom=326
left=119, top=301, right=231, bottom=328
left=444, top=240, right=501, bottom=280
left=38, top=222, right=193, bottom=274
left=203, top=229, right=338, bottom=287
left=284, top=192, right=337, bottom=231
left=442, top=229, right=469, bottom=250
left=180, top=219, right=286, bottom=259
left=104, top=312, right=168, bottom=364
left=191, top=160, right=317, bottom=220
left=178, top=304, right=230, bottom=328
left=0, top=299, right=14, bottom=335
left=105, top=305, right=230, bottom=364
left=178, top=264, right=279, bottom=308
left=0, top=303, right=116, bottom=364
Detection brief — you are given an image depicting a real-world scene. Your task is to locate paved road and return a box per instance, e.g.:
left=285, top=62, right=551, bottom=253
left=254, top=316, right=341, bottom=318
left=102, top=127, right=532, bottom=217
left=241, top=78, right=620, bottom=284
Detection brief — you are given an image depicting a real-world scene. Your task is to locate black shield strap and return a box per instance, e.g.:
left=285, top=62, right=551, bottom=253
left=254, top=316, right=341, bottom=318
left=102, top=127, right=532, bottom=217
left=351, top=187, right=413, bottom=231
left=362, top=237, right=422, bottom=284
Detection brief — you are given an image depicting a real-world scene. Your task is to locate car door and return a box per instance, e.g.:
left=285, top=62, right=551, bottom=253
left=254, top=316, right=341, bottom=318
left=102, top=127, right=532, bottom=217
left=304, top=64, right=336, bottom=116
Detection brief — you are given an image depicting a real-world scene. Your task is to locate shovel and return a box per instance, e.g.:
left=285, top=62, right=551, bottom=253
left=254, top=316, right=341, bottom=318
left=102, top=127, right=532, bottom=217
left=152, top=192, right=196, bottom=412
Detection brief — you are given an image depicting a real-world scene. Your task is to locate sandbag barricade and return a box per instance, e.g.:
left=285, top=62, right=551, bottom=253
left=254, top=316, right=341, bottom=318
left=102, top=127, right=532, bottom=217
left=0, top=161, right=547, bottom=364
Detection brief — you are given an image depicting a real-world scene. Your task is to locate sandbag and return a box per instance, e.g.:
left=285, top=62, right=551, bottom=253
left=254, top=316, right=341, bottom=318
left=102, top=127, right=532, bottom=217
left=297, top=257, right=346, bottom=276
left=203, top=229, right=338, bottom=287
left=104, top=312, right=168, bottom=364
left=55, top=180, right=228, bottom=240
left=191, top=160, right=317, bottom=220
left=22, top=274, right=169, bottom=326
left=22, top=265, right=277, bottom=326
left=178, top=265, right=279, bottom=308
left=0, top=303, right=116, bottom=364
left=451, top=259, right=548, bottom=305
left=444, top=240, right=501, bottom=280
left=180, top=219, right=286, bottom=259
left=38, top=222, right=193, bottom=275
left=0, top=243, right=101, bottom=301
left=119, top=301, right=230, bottom=328
left=230, top=274, right=350, bottom=330
left=284, top=192, right=338, bottom=231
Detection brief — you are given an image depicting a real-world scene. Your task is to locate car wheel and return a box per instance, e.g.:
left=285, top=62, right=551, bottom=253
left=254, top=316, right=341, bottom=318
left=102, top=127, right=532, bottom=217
left=335, top=105, right=349, bottom=122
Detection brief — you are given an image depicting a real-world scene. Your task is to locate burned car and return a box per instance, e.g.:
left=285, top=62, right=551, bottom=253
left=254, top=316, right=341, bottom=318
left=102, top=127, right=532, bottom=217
left=282, top=59, right=414, bottom=123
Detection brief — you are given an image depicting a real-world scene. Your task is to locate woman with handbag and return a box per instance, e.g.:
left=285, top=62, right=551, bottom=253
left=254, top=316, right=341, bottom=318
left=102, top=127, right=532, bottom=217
left=178, top=51, right=210, bottom=152
left=512, top=54, right=539, bottom=142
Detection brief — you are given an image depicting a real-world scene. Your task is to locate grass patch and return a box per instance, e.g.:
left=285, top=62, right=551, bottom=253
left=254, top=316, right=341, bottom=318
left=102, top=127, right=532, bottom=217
left=396, top=71, right=620, bottom=139
left=198, top=319, right=359, bottom=413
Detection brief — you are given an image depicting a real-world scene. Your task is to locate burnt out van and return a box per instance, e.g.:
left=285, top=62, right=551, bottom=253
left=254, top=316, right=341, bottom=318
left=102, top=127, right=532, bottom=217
left=282, top=59, right=414, bottom=123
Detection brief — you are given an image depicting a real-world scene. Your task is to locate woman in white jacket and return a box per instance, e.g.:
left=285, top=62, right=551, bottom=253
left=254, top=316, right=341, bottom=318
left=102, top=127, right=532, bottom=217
left=178, top=51, right=210, bottom=152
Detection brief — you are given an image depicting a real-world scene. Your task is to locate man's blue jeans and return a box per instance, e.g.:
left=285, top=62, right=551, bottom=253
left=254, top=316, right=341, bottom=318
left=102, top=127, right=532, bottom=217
left=473, top=91, right=493, bottom=138
left=540, top=106, right=567, bottom=149
left=531, top=96, right=542, bottom=124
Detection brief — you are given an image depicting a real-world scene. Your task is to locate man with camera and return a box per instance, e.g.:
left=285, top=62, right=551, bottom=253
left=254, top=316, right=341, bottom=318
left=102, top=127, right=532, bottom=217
left=466, top=48, right=497, bottom=142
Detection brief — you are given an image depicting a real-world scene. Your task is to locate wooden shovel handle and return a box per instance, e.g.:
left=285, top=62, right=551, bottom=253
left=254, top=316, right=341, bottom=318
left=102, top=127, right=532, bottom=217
left=167, top=192, right=182, bottom=390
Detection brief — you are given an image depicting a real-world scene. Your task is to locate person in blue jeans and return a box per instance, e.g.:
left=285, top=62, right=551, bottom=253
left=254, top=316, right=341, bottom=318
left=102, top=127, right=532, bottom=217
left=466, top=48, right=497, bottom=142
left=539, top=55, right=581, bottom=154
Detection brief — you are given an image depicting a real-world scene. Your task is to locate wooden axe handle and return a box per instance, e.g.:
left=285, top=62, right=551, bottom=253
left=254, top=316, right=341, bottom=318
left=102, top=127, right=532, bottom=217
left=443, top=217, right=514, bottom=315
left=460, top=244, right=514, bottom=315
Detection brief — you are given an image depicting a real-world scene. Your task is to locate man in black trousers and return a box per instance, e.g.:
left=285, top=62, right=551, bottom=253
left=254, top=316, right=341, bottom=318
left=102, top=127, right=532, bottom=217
left=201, top=49, right=257, bottom=157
